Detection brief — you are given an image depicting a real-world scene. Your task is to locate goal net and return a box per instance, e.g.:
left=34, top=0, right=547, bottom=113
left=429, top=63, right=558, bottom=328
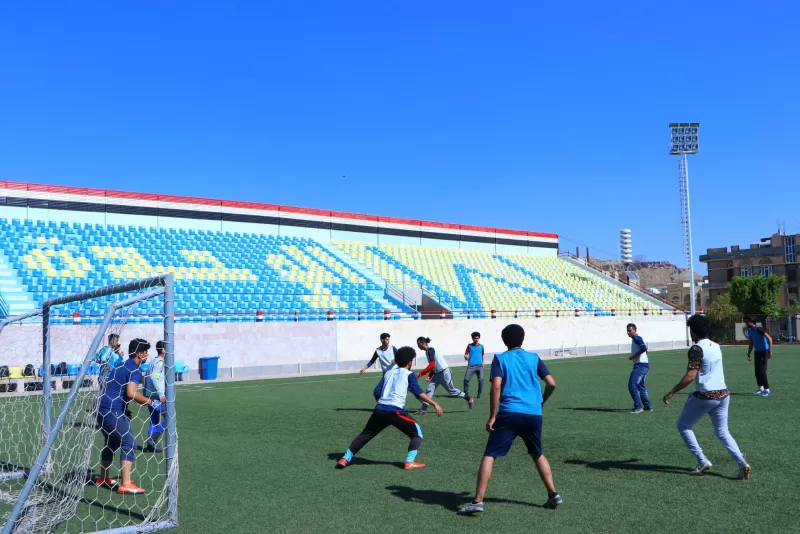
left=0, top=276, right=178, bottom=534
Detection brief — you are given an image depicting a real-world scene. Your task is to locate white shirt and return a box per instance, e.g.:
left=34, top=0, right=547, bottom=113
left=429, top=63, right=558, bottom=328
left=375, top=345, right=397, bottom=374
left=377, top=367, right=422, bottom=409
left=426, top=347, right=449, bottom=373
left=692, top=338, right=727, bottom=393
left=630, top=335, right=649, bottom=364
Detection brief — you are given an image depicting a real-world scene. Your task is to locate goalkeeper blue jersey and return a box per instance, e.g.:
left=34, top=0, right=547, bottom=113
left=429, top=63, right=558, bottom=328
left=99, top=358, right=142, bottom=413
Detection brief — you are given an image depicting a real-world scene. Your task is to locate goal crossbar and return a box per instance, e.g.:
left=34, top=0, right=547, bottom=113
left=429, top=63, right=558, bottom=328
left=1, top=274, right=177, bottom=534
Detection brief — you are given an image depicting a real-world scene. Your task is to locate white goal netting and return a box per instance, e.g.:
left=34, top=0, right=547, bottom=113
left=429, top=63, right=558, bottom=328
left=0, top=279, right=178, bottom=534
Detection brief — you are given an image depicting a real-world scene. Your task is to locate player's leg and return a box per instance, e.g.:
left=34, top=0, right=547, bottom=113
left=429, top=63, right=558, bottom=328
left=638, top=364, right=652, bottom=410
left=463, top=366, right=475, bottom=396
left=458, top=414, right=515, bottom=514
left=116, top=413, right=144, bottom=493
left=753, top=352, right=765, bottom=393
left=519, top=415, right=561, bottom=507
left=628, top=365, right=644, bottom=412
left=708, top=396, right=750, bottom=478
left=96, top=411, right=119, bottom=487
left=338, top=410, right=391, bottom=466
left=476, top=366, right=484, bottom=399
left=757, top=352, right=770, bottom=395
left=440, top=369, right=473, bottom=408
left=418, top=378, right=437, bottom=414
left=390, top=411, right=425, bottom=469
left=676, top=395, right=713, bottom=472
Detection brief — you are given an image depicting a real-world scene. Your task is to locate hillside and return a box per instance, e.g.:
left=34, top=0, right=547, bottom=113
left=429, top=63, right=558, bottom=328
left=590, top=259, right=703, bottom=289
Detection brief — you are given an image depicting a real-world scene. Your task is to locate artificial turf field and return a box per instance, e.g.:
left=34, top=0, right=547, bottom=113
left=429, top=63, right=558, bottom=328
left=3, top=346, right=799, bottom=533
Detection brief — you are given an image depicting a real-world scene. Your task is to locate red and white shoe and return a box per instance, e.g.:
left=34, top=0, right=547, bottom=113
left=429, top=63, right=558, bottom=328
left=404, top=461, right=426, bottom=470
left=336, top=458, right=349, bottom=469
left=117, top=481, right=146, bottom=494
left=95, top=478, right=117, bottom=489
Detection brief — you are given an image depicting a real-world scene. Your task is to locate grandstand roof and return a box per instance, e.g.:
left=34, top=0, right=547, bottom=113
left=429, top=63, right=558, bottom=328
left=0, top=180, right=558, bottom=248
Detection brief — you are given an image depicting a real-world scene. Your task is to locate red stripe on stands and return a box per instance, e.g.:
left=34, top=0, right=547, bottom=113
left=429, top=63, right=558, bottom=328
left=0, top=179, right=559, bottom=239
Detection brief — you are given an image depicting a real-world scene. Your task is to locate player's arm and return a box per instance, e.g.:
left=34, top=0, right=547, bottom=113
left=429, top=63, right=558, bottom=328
left=486, top=356, right=504, bottom=431
left=360, top=351, right=380, bottom=374
left=417, top=361, right=435, bottom=377
left=629, top=336, right=647, bottom=360
left=126, top=374, right=155, bottom=407
left=760, top=328, right=774, bottom=357
left=464, top=345, right=470, bottom=361
left=408, top=374, right=442, bottom=416
left=747, top=333, right=754, bottom=360
left=663, top=346, right=701, bottom=404
left=538, top=360, right=556, bottom=405
left=154, top=360, right=166, bottom=402
left=373, top=376, right=386, bottom=400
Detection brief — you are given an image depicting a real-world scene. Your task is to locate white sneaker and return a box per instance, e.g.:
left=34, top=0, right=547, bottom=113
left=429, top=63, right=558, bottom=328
left=691, top=459, right=712, bottom=475
left=457, top=502, right=484, bottom=514
left=762, top=390, right=772, bottom=397
left=630, top=408, right=644, bottom=414
left=754, top=390, right=764, bottom=396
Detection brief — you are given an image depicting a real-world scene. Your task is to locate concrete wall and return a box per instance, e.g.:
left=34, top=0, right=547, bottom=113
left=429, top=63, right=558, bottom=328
left=0, top=316, right=688, bottom=379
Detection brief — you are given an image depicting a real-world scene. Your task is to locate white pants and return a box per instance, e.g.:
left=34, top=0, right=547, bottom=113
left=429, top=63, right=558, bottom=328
left=420, top=369, right=465, bottom=411
left=676, top=395, right=746, bottom=467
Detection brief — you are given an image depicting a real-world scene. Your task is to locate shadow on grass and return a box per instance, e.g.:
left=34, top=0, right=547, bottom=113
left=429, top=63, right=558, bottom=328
left=326, top=452, right=403, bottom=469
left=565, top=458, right=737, bottom=480
left=559, top=407, right=631, bottom=413
left=386, top=485, right=543, bottom=511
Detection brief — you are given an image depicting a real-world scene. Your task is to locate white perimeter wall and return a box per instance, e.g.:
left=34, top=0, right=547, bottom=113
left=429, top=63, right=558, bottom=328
left=1, top=316, right=688, bottom=378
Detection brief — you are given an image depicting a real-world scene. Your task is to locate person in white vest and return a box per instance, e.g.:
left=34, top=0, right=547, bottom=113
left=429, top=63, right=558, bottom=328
left=359, top=333, right=397, bottom=375
left=415, top=336, right=474, bottom=414
left=663, top=314, right=751, bottom=480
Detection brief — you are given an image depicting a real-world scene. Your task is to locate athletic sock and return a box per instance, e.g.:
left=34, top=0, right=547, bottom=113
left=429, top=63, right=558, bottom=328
left=405, top=450, right=418, bottom=463
left=343, top=449, right=353, bottom=462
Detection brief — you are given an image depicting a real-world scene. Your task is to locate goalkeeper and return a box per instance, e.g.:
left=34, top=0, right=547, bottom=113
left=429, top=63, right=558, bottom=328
left=144, top=340, right=168, bottom=453
left=96, top=338, right=165, bottom=494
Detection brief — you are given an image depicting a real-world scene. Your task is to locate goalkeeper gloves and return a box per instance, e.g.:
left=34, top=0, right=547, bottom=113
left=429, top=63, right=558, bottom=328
left=151, top=400, right=167, bottom=413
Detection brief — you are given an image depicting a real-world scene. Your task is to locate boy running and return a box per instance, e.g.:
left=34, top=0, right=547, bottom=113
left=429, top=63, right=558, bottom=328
left=458, top=324, right=562, bottom=514
left=663, top=314, right=751, bottom=480
left=337, top=347, right=443, bottom=470
left=463, top=331, right=485, bottom=399
left=627, top=324, right=653, bottom=413
left=745, top=318, right=774, bottom=397
left=415, top=337, right=473, bottom=414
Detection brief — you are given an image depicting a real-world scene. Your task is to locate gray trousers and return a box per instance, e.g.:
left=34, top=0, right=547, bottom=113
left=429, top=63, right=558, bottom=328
left=463, top=365, right=484, bottom=397
left=420, top=368, right=466, bottom=411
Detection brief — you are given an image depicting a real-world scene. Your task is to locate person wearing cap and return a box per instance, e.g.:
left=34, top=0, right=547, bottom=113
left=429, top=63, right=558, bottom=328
left=144, top=340, right=167, bottom=453
left=96, top=338, right=165, bottom=494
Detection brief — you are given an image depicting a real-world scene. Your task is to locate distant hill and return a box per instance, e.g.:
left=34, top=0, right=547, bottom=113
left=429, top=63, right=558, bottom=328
left=590, top=259, right=703, bottom=290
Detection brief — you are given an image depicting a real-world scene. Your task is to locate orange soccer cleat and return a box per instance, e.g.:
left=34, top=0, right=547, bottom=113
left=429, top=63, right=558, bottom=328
left=403, top=461, right=426, bottom=470
left=94, top=478, right=117, bottom=489
left=116, top=481, right=146, bottom=494
left=336, top=458, right=349, bottom=469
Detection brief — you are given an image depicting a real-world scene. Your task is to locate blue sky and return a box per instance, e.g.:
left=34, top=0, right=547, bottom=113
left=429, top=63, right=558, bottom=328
left=1, top=1, right=798, bottom=273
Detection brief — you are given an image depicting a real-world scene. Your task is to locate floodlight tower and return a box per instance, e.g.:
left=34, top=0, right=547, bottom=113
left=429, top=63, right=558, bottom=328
left=620, top=229, right=633, bottom=264
left=670, top=123, right=699, bottom=316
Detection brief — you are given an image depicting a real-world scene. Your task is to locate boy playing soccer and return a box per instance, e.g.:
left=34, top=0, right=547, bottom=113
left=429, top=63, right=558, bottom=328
left=416, top=337, right=473, bottom=414
left=627, top=324, right=653, bottom=413
left=663, top=314, right=751, bottom=480
left=458, top=324, right=561, bottom=514
left=360, top=333, right=398, bottom=375
left=337, top=347, right=443, bottom=470
left=463, top=331, right=485, bottom=399
left=744, top=318, right=773, bottom=397
left=143, top=340, right=167, bottom=453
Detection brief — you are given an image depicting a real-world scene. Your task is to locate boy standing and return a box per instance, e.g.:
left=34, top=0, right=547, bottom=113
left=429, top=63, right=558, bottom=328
left=144, top=340, right=167, bottom=453
left=360, top=333, right=398, bottom=375
left=745, top=318, right=774, bottom=397
left=627, top=323, right=652, bottom=413
left=463, top=332, right=485, bottom=399
left=337, top=347, right=443, bottom=470
left=458, top=324, right=562, bottom=514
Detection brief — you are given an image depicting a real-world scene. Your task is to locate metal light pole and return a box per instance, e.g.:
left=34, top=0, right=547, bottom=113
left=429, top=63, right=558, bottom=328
left=670, top=123, right=699, bottom=316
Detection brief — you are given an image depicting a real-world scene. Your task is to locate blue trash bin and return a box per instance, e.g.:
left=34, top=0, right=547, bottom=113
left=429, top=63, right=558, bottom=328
left=199, top=356, right=220, bottom=380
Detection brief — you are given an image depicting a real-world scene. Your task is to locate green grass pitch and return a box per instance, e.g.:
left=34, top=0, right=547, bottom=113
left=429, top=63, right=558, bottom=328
left=3, top=346, right=799, bottom=533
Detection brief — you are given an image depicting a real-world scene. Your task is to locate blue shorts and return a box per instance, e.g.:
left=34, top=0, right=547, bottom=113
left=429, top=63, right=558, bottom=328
left=484, top=413, right=543, bottom=458
left=97, top=409, right=137, bottom=463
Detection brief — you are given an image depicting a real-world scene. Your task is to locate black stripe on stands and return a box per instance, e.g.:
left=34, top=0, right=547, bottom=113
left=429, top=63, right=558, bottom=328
left=0, top=196, right=559, bottom=249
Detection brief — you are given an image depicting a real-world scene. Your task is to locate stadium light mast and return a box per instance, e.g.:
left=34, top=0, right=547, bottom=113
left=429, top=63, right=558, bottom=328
left=670, top=122, right=699, bottom=316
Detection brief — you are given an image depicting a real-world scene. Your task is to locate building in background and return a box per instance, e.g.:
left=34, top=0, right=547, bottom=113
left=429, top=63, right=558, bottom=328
left=700, top=232, right=799, bottom=309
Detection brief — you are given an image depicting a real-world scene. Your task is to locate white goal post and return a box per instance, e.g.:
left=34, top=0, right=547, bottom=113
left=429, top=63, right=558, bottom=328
left=0, top=275, right=178, bottom=534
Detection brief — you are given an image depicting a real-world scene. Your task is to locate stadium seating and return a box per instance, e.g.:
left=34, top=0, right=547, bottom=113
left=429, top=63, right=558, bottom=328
left=0, top=218, right=663, bottom=323
left=333, top=242, right=657, bottom=317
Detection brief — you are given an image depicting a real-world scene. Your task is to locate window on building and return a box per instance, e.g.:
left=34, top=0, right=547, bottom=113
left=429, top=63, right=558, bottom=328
left=760, top=264, right=773, bottom=277
left=788, top=266, right=798, bottom=283
left=786, top=235, right=797, bottom=264
left=740, top=262, right=752, bottom=277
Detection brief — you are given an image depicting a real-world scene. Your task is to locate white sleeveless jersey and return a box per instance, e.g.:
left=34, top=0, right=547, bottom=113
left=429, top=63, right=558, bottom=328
left=377, top=367, right=414, bottom=409
left=427, top=347, right=449, bottom=373
left=375, top=345, right=396, bottom=373
left=693, top=338, right=727, bottom=392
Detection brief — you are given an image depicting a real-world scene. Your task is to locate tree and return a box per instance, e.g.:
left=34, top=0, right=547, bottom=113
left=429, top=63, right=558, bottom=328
left=728, top=275, right=786, bottom=319
left=705, top=293, right=741, bottom=342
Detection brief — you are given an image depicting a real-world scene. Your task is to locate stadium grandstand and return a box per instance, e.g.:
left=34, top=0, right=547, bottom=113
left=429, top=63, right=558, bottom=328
left=0, top=181, right=670, bottom=323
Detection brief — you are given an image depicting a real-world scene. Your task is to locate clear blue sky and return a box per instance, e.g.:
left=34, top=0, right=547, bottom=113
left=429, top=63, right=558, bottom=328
left=1, top=1, right=798, bottom=273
